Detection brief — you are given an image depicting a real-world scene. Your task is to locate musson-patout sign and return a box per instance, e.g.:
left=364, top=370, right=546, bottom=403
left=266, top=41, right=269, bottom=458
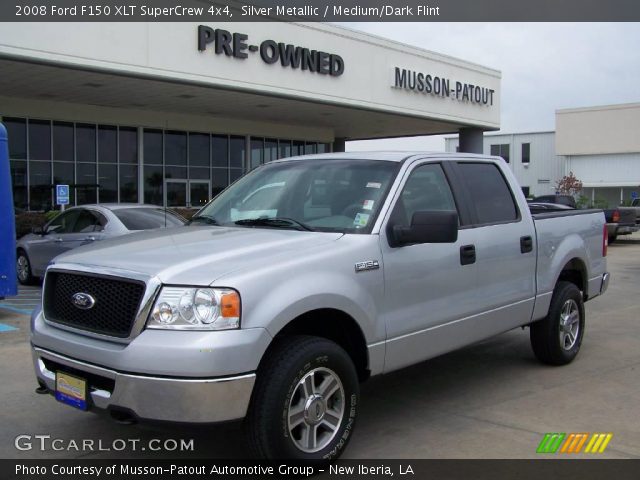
left=393, top=66, right=496, bottom=106
left=197, top=25, right=345, bottom=77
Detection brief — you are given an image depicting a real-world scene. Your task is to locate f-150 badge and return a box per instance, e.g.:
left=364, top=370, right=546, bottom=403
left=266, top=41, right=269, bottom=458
left=355, top=260, right=380, bottom=272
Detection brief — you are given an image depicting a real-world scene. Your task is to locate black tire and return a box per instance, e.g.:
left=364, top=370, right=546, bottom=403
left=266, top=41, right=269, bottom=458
left=530, top=281, right=585, bottom=365
left=608, top=234, right=617, bottom=244
left=16, top=250, right=37, bottom=285
left=245, top=335, right=359, bottom=461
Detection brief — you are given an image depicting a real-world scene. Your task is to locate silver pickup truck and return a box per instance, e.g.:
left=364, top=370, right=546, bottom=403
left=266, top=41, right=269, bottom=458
left=31, top=152, right=609, bottom=460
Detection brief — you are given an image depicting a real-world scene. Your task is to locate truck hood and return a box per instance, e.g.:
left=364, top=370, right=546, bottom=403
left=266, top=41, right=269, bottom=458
left=53, top=226, right=343, bottom=285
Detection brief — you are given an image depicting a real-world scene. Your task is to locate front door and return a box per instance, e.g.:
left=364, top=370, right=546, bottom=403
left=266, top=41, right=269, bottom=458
left=380, top=162, right=480, bottom=372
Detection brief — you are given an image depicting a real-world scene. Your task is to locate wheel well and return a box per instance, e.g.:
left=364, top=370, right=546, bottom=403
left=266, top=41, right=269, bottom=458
left=271, top=309, right=370, bottom=381
left=558, top=258, right=587, bottom=298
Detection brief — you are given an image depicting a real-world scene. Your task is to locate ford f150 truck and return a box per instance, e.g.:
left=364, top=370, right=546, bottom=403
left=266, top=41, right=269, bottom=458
left=30, top=152, right=609, bottom=460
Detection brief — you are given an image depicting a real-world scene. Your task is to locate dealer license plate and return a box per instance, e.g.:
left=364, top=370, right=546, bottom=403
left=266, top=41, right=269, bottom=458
left=55, top=371, right=88, bottom=411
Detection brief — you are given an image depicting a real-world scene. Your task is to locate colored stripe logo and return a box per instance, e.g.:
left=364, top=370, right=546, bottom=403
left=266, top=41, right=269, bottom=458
left=537, top=433, right=613, bottom=454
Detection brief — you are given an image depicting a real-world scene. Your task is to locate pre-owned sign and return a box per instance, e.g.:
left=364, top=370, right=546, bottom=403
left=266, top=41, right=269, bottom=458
left=197, top=25, right=345, bottom=77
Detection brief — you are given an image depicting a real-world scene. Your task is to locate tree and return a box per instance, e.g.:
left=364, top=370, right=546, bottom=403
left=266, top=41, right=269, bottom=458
left=555, top=171, right=583, bottom=196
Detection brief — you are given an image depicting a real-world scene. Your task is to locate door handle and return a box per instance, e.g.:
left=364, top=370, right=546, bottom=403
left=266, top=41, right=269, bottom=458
left=460, top=244, right=476, bottom=265
left=54, top=238, right=63, bottom=243
left=520, top=235, right=533, bottom=253
left=83, top=236, right=96, bottom=242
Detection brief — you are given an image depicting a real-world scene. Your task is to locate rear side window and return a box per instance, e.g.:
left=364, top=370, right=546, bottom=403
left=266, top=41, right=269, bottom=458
left=114, top=208, right=185, bottom=230
left=457, top=163, right=519, bottom=224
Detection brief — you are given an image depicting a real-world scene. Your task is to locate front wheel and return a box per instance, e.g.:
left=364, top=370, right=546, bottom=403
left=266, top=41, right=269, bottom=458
left=245, top=335, right=359, bottom=460
left=530, top=281, right=585, bottom=365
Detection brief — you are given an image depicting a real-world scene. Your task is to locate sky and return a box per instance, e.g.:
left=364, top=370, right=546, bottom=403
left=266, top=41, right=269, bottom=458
left=343, top=23, right=640, bottom=152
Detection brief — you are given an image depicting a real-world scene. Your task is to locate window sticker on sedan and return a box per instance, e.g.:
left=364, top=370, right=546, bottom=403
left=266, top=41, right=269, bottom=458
left=353, top=213, right=370, bottom=227
left=366, top=182, right=382, bottom=189
left=363, top=200, right=375, bottom=210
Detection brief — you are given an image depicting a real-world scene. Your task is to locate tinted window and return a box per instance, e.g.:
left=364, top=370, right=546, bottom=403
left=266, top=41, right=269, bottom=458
left=212, top=135, right=229, bottom=168
left=391, top=164, right=457, bottom=227
left=119, top=127, right=138, bottom=164
left=76, top=124, right=96, bottom=163
left=457, top=162, right=518, bottom=224
left=165, top=131, right=187, bottom=166
left=72, top=210, right=100, bottom=233
left=99, top=163, right=118, bottom=202
left=4, top=117, right=27, bottom=159
left=114, top=208, right=185, bottom=230
left=189, top=133, right=210, bottom=167
left=144, top=129, right=162, bottom=165
left=119, top=164, right=138, bottom=203
left=98, top=125, right=117, bottom=163
left=29, top=120, right=51, bottom=160
left=47, top=210, right=81, bottom=234
left=53, top=122, right=74, bottom=161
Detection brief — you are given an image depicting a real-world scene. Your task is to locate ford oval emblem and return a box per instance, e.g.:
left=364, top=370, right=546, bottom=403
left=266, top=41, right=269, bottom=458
left=71, top=292, right=96, bottom=310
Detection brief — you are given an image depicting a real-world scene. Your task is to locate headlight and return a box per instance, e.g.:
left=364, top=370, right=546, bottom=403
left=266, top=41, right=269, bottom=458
left=147, top=287, right=240, bottom=330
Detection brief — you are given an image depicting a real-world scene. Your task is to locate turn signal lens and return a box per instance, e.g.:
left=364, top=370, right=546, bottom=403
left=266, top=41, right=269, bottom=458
left=221, top=291, right=241, bottom=318
left=603, top=224, right=608, bottom=257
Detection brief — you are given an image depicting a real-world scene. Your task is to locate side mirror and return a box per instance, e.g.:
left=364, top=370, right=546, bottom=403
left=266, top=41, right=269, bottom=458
left=31, top=225, right=46, bottom=235
left=390, top=211, right=458, bottom=247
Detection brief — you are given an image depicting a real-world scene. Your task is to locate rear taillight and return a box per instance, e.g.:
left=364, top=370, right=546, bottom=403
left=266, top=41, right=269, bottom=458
left=603, top=224, right=608, bottom=257
left=612, top=210, right=620, bottom=223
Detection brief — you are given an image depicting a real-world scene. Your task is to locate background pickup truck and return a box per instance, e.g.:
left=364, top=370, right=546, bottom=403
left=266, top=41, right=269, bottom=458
left=604, top=207, right=639, bottom=242
left=30, top=152, right=609, bottom=461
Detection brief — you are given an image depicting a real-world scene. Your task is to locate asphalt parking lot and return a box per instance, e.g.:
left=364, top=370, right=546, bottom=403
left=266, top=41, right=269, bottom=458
left=1, top=234, right=639, bottom=460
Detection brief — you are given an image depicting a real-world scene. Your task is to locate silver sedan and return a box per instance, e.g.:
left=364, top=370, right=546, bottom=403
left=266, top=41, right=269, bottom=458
left=16, top=204, right=185, bottom=285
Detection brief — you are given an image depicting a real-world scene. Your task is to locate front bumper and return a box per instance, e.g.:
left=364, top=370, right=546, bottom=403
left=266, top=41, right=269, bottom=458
left=33, top=347, right=256, bottom=423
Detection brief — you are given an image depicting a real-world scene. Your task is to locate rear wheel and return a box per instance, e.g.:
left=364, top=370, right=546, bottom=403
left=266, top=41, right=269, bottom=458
left=245, top=335, right=359, bottom=460
left=530, top=281, right=585, bottom=365
left=16, top=250, right=37, bottom=285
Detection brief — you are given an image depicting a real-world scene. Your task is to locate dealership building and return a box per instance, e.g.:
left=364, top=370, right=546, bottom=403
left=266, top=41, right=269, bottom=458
left=0, top=22, right=500, bottom=211
left=446, top=103, right=640, bottom=207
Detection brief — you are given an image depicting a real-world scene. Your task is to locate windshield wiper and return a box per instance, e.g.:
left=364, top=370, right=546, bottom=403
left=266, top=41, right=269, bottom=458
left=188, top=215, right=220, bottom=226
left=234, top=217, right=314, bottom=232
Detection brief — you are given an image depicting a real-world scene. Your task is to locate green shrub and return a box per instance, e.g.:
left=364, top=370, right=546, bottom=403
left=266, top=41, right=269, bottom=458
left=15, top=212, right=47, bottom=239
left=44, top=210, right=60, bottom=222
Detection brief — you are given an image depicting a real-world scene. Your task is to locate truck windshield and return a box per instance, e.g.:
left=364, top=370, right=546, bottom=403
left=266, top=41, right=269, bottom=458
left=192, top=159, right=399, bottom=233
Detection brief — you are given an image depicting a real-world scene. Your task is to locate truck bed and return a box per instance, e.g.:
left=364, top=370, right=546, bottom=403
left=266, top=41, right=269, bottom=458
left=531, top=208, right=607, bottom=321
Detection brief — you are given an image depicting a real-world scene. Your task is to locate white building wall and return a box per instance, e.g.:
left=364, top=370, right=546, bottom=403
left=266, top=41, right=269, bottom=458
left=445, top=131, right=563, bottom=197
left=565, top=153, right=640, bottom=207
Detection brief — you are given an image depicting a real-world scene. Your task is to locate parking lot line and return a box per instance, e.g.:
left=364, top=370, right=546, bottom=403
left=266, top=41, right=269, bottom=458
left=0, top=323, right=18, bottom=332
left=0, top=304, right=32, bottom=316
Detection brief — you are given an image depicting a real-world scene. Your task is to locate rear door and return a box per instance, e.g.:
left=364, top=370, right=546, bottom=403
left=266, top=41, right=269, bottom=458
left=453, top=161, right=537, bottom=329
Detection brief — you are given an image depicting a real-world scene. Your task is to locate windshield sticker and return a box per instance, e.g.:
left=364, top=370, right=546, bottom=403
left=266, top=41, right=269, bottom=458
left=363, top=200, right=375, bottom=210
left=353, top=213, right=370, bottom=227
left=366, top=182, right=382, bottom=189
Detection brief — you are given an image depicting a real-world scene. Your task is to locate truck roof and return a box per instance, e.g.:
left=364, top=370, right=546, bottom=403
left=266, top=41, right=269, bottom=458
left=274, top=151, right=499, bottom=163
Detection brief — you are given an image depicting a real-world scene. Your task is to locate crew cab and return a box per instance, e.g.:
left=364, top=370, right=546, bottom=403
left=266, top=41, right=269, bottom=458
left=30, top=152, right=609, bottom=460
